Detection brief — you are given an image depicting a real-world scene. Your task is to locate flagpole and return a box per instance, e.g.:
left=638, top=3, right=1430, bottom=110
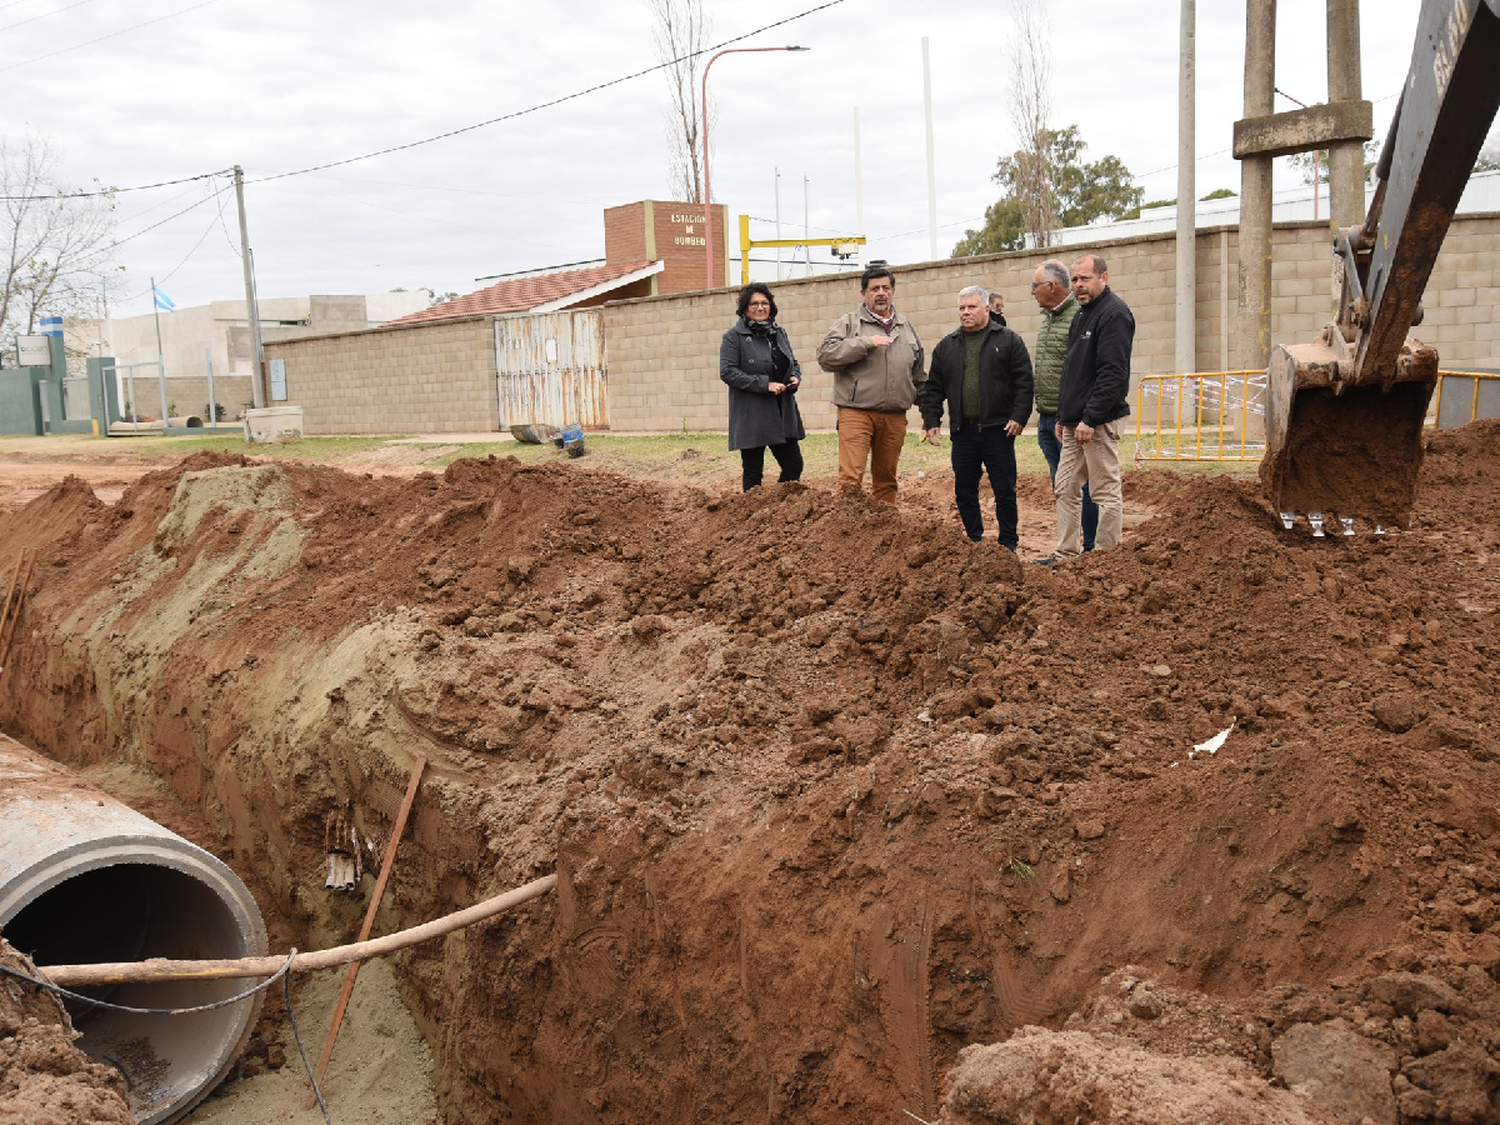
left=151, top=278, right=170, bottom=430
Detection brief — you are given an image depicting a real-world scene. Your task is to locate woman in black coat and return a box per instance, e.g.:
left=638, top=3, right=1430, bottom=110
left=719, top=282, right=806, bottom=490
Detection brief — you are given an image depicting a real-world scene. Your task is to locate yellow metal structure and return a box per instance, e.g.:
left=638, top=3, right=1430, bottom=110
left=1133, top=369, right=1496, bottom=466
left=1433, top=370, right=1500, bottom=429
left=1134, top=371, right=1267, bottom=463
left=738, top=214, right=865, bottom=285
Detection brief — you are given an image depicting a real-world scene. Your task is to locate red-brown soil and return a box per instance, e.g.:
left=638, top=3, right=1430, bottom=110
left=0, top=942, right=133, bottom=1124
left=1, top=423, right=1498, bottom=1123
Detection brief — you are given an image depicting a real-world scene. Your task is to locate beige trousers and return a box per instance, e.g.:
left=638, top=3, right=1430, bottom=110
left=1054, top=421, right=1123, bottom=555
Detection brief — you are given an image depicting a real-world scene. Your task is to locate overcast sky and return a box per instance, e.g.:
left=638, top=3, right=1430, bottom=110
left=5, top=0, right=1469, bottom=319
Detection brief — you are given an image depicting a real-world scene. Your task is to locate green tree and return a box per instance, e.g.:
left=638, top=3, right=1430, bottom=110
left=952, top=125, right=1143, bottom=256
left=1476, top=146, right=1500, bottom=173
left=952, top=198, right=1027, bottom=257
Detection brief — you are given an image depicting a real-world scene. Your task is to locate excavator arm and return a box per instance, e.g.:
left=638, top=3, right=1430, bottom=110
left=1260, top=0, right=1500, bottom=528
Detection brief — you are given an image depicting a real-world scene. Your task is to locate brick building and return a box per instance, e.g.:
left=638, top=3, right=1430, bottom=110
left=388, top=199, right=730, bottom=329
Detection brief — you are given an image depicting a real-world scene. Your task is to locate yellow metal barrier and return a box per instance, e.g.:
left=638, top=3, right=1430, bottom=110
left=1433, top=370, right=1500, bottom=429
left=1134, top=367, right=1500, bottom=464
left=1133, top=370, right=1266, bottom=464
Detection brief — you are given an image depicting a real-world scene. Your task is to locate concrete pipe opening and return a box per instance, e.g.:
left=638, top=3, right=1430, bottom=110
left=0, top=736, right=267, bottom=1124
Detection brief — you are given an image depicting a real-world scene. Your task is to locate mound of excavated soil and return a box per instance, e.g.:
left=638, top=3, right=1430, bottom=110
left=0, top=940, right=133, bottom=1125
left=1, top=423, right=1498, bottom=1123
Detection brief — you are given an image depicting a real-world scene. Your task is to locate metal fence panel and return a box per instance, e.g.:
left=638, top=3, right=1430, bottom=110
left=1137, top=368, right=1500, bottom=462
left=1134, top=371, right=1267, bottom=462
left=494, top=310, right=608, bottom=430
left=1436, top=371, right=1500, bottom=429
left=61, top=376, right=91, bottom=421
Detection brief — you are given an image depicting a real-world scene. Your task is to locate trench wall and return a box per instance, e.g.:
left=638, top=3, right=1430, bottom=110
left=264, top=215, right=1500, bottom=435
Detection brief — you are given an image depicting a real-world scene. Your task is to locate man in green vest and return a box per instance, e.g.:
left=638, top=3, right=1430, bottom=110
left=1031, top=258, right=1096, bottom=551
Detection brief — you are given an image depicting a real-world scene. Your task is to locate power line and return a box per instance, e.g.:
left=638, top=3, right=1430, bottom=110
left=4, top=0, right=845, bottom=205
left=0, top=0, right=98, bottom=35
left=145, top=179, right=235, bottom=294
left=249, top=0, right=845, bottom=186
left=0, top=0, right=223, bottom=74
left=107, top=186, right=228, bottom=253
left=0, top=169, right=228, bottom=202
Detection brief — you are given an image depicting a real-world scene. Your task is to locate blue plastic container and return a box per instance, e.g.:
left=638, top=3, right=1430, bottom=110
left=560, top=423, right=584, bottom=446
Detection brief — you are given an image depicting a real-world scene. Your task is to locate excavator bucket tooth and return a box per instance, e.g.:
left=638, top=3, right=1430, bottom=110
left=1259, top=333, right=1437, bottom=530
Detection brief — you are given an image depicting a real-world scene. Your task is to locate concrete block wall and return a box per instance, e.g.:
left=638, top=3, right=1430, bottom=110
left=1421, top=216, right=1500, bottom=365
left=258, top=214, right=1500, bottom=437
left=265, top=318, right=497, bottom=434
left=126, top=374, right=255, bottom=421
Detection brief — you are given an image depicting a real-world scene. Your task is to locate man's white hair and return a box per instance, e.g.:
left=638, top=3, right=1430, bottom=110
left=958, top=284, right=988, bottom=303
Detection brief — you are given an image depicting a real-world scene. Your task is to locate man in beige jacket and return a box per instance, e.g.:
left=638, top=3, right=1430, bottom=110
left=816, top=264, right=926, bottom=503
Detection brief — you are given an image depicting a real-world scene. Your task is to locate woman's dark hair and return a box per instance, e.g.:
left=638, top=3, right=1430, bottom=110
left=736, top=282, right=778, bottom=320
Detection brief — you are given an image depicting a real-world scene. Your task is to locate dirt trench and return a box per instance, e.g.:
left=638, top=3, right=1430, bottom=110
left=1, top=426, right=1499, bottom=1123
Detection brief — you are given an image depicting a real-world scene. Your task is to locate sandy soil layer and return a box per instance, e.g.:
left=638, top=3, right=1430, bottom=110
left=0, top=424, right=1497, bottom=1123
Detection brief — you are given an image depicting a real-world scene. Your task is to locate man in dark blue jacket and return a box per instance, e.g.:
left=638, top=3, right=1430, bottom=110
left=1040, top=254, right=1133, bottom=562
left=921, top=285, right=1034, bottom=550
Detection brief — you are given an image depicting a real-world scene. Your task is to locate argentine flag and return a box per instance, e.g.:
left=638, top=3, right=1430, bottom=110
left=153, top=285, right=176, bottom=312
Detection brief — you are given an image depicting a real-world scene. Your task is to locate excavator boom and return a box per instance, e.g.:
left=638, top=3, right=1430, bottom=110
left=1261, top=0, right=1500, bottom=527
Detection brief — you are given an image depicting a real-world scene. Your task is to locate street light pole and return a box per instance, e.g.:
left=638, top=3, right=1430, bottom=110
left=701, top=45, right=808, bottom=290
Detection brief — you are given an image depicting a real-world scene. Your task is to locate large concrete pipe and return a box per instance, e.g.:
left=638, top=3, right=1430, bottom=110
left=0, top=734, right=267, bottom=1124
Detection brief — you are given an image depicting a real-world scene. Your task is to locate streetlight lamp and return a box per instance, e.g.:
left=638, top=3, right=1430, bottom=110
left=701, top=45, right=809, bottom=290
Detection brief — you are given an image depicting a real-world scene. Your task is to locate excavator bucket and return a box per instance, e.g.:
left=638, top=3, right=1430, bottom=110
left=1255, top=0, right=1499, bottom=532
left=1259, top=324, right=1437, bottom=529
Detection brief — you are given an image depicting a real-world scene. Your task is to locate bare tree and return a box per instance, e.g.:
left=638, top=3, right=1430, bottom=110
left=652, top=0, right=712, bottom=203
left=1, top=132, right=116, bottom=347
left=1007, top=0, right=1056, bottom=247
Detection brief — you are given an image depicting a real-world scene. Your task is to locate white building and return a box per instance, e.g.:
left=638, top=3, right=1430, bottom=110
left=69, top=292, right=428, bottom=422
left=1049, top=168, right=1500, bottom=247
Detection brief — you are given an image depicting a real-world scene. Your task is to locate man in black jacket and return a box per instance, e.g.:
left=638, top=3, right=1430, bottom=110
left=921, top=285, right=1034, bottom=550
left=1040, top=254, right=1133, bottom=562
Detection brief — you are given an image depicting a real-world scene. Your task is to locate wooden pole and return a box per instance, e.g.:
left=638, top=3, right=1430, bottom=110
left=41, top=873, right=557, bottom=988
left=0, top=549, right=27, bottom=651
left=0, top=549, right=36, bottom=674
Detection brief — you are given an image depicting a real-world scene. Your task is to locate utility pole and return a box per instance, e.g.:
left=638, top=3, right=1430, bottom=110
left=1175, top=0, right=1197, bottom=376
left=1234, top=0, right=1276, bottom=372
left=922, top=38, right=938, bottom=261
left=234, top=165, right=266, bottom=410
left=775, top=167, right=783, bottom=280
left=1326, top=0, right=1366, bottom=226
left=853, top=107, right=865, bottom=267
left=803, top=174, right=811, bottom=276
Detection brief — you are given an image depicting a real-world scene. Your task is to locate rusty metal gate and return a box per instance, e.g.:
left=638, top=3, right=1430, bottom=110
left=494, top=309, right=608, bottom=430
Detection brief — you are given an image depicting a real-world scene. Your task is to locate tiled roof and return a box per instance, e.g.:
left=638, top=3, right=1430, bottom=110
left=384, top=260, right=659, bottom=326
